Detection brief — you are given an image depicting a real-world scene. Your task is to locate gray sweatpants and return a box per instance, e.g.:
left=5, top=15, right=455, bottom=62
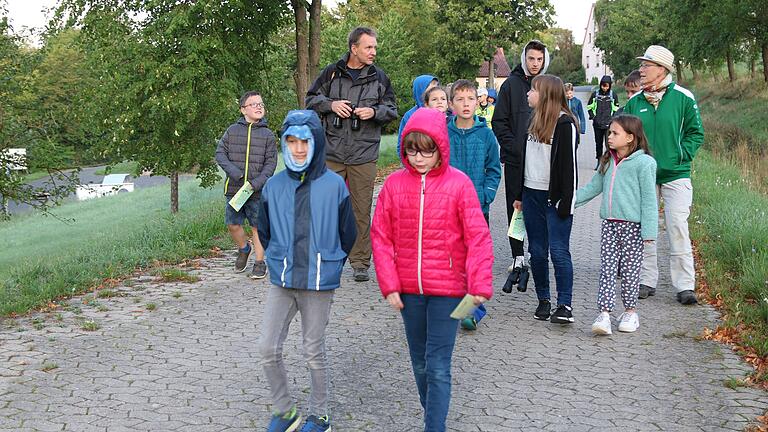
left=259, top=285, right=334, bottom=416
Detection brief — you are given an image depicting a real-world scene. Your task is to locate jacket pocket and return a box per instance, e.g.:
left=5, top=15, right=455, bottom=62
left=266, top=245, right=289, bottom=286
left=315, top=248, right=346, bottom=289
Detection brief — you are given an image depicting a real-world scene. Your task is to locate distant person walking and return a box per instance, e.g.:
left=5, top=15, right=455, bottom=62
left=306, top=26, right=398, bottom=283
left=587, top=75, right=619, bottom=169
left=623, top=45, right=704, bottom=305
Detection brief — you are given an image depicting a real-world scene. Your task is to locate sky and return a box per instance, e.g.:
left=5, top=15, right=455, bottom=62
left=5, top=0, right=594, bottom=45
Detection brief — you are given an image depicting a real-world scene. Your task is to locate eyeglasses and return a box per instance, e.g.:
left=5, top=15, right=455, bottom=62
left=405, top=148, right=437, bottom=157
left=242, top=102, right=265, bottom=109
left=639, top=63, right=661, bottom=69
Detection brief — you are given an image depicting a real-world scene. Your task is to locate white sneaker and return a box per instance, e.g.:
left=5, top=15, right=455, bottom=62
left=618, top=312, right=640, bottom=333
left=591, top=312, right=612, bottom=335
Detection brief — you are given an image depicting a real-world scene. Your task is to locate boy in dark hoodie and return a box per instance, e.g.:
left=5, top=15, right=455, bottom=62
left=397, top=74, right=438, bottom=156
left=492, top=40, right=550, bottom=292
left=257, top=110, right=357, bottom=432
left=215, top=91, right=278, bottom=278
left=587, top=75, right=620, bottom=168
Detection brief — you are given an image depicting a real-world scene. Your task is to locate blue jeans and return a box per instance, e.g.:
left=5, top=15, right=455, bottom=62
left=522, top=187, right=574, bottom=306
left=400, top=294, right=461, bottom=432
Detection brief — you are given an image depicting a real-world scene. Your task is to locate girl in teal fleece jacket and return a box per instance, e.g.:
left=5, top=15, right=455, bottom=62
left=575, top=114, right=657, bottom=336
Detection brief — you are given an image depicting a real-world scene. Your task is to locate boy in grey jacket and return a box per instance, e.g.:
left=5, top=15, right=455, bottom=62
left=215, top=91, right=277, bottom=278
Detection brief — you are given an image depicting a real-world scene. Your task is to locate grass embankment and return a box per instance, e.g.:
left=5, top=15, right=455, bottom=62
left=689, top=78, right=768, bottom=382
left=1, top=138, right=398, bottom=317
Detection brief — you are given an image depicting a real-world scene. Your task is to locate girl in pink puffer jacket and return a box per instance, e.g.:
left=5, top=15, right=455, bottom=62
left=371, top=107, right=494, bottom=432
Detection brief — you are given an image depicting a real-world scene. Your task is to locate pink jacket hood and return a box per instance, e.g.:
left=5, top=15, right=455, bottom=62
left=400, top=108, right=450, bottom=176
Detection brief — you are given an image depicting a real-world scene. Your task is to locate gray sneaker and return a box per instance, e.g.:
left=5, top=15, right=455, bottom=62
left=638, top=284, right=656, bottom=299
left=250, top=260, right=267, bottom=280
left=353, top=268, right=369, bottom=282
left=234, top=243, right=252, bottom=273
left=677, top=290, right=698, bottom=305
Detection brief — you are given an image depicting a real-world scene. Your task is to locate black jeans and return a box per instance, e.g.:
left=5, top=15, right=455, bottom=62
left=503, top=164, right=525, bottom=258
left=594, top=125, right=608, bottom=160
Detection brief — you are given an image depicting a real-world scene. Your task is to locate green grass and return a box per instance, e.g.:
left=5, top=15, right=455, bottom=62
left=690, top=151, right=768, bottom=368
left=377, top=134, right=399, bottom=168
left=0, top=176, right=229, bottom=316
left=94, top=161, right=140, bottom=176
left=152, top=268, right=199, bottom=283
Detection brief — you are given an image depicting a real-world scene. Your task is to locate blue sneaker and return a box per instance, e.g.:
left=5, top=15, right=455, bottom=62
left=300, top=415, right=331, bottom=432
left=267, top=406, right=302, bottom=432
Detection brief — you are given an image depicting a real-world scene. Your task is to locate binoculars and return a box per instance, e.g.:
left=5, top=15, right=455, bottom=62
left=502, top=264, right=530, bottom=293
left=333, top=104, right=360, bottom=131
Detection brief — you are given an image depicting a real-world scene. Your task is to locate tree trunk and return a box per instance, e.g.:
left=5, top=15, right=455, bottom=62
left=726, top=49, right=736, bottom=82
left=763, top=41, right=768, bottom=83
left=292, top=0, right=309, bottom=108
left=170, top=171, right=179, bottom=213
left=489, top=56, right=495, bottom=91
left=691, top=66, right=700, bottom=81
left=308, top=0, right=322, bottom=82
left=750, top=56, right=756, bottom=78
left=676, top=60, right=685, bottom=83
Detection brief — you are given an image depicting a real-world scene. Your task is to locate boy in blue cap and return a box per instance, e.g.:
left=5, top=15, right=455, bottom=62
left=257, top=110, right=357, bottom=432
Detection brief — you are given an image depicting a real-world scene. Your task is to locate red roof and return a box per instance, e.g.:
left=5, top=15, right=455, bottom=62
left=477, top=47, right=512, bottom=78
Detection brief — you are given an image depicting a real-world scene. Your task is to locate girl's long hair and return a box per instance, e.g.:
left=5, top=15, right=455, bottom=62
left=528, top=74, right=579, bottom=142
left=598, top=114, right=652, bottom=174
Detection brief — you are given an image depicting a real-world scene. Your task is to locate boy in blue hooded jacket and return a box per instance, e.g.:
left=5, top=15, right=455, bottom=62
left=257, top=110, right=357, bottom=432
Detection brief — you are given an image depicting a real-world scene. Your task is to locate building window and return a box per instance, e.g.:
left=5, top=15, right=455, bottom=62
left=586, top=56, right=590, bottom=68
left=589, top=32, right=592, bottom=44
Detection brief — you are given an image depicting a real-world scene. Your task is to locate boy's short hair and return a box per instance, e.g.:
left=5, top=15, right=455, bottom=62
left=423, top=86, right=447, bottom=105
left=525, top=40, right=546, bottom=55
left=624, top=70, right=642, bottom=86
left=564, top=83, right=574, bottom=91
left=450, top=79, right=477, bottom=101
left=239, top=91, right=261, bottom=107
left=348, top=27, right=377, bottom=51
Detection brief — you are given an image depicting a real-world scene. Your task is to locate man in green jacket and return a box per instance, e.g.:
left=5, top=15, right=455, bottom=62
left=624, top=45, right=704, bottom=305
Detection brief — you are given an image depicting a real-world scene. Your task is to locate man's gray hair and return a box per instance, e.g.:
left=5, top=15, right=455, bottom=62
left=348, top=27, right=377, bottom=51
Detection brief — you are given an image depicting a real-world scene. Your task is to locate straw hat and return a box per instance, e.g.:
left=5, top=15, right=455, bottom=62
left=637, top=45, right=675, bottom=72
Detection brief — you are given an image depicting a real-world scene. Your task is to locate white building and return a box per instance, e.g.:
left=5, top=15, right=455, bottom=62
left=582, top=2, right=613, bottom=83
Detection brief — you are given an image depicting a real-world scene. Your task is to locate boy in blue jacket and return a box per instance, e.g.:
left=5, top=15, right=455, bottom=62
left=446, top=79, right=502, bottom=330
left=397, top=74, right=438, bottom=156
left=257, top=110, right=357, bottom=432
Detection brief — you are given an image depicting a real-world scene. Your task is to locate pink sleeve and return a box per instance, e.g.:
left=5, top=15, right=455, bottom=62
left=370, top=182, right=401, bottom=298
left=458, top=178, right=495, bottom=299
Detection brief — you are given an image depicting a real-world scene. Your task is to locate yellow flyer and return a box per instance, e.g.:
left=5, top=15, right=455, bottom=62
left=228, top=181, right=254, bottom=211
left=507, top=208, right=526, bottom=241
left=450, top=294, right=478, bottom=320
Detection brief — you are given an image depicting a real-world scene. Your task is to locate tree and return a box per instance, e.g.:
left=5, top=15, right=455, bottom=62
left=290, top=0, right=322, bottom=108
left=56, top=0, right=289, bottom=213
left=540, top=28, right=586, bottom=85
left=0, top=4, right=80, bottom=217
left=432, top=0, right=554, bottom=82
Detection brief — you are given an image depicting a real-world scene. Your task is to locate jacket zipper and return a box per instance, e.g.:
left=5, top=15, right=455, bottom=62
left=417, top=174, right=426, bottom=295
left=315, top=252, right=321, bottom=291
left=608, top=158, right=624, bottom=218
left=280, top=257, right=287, bottom=287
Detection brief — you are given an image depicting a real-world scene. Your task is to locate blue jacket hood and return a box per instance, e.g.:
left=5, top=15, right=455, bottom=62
left=280, top=110, right=327, bottom=180
left=412, top=75, right=437, bottom=107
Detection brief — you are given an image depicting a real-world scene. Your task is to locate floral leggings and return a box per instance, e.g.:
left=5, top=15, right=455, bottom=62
left=598, top=220, right=643, bottom=311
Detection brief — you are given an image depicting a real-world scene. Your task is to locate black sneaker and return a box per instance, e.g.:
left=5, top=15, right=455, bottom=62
left=234, top=243, right=252, bottom=273
left=250, top=260, right=267, bottom=280
left=677, top=290, right=698, bottom=305
left=638, top=284, right=656, bottom=299
left=353, top=268, right=369, bottom=282
left=550, top=304, right=575, bottom=324
left=533, top=300, right=551, bottom=321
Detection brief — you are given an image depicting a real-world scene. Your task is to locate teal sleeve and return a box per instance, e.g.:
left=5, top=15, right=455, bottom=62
left=575, top=170, right=604, bottom=208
